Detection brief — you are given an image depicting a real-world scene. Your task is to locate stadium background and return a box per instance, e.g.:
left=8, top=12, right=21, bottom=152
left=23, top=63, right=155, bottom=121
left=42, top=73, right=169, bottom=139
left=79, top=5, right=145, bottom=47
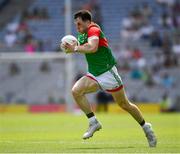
left=0, top=0, right=180, bottom=153
left=0, top=0, right=179, bottom=113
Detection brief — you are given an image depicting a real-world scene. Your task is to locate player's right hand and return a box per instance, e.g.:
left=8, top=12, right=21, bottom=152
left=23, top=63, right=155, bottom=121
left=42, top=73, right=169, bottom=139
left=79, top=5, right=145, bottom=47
left=60, top=42, right=71, bottom=53
left=60, top=42, right=66, bottom=50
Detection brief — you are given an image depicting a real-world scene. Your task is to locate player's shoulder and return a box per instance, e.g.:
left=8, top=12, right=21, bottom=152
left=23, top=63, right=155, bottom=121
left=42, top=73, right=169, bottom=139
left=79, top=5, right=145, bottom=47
left=88, top=23, right=101, bottom=37
left=88, top=23, right=101, bottom=31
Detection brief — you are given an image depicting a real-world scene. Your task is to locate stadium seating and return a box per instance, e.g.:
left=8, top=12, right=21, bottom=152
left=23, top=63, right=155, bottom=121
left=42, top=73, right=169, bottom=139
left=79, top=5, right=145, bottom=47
left=0, top=0, right=162, bottom=47
left=0, top=0, right=179, bottom=105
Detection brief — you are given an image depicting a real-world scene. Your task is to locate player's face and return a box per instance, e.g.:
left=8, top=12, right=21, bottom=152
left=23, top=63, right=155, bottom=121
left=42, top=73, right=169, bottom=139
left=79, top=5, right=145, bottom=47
left=74, top=18, right=89, bottom=33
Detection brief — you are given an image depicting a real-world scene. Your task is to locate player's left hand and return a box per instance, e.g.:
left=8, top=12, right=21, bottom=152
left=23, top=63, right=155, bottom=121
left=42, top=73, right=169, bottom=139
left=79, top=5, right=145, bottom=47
left=64, top=42, right=76, bottom=53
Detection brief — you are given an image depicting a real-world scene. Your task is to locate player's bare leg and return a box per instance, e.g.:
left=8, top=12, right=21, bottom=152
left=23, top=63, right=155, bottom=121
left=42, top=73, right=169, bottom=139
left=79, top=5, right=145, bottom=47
left=111, top=88, right=144, bottom=123
left=72, top=76, right=102, bottom=139
left=111, top=88, right=157, bottom=147
left=72, top=76, right=99, bottom=113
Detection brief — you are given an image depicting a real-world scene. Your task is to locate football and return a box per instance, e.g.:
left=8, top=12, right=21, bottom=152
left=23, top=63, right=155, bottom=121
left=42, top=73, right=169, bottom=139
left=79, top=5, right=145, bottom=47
left=61, top=35, right=78, bottom=52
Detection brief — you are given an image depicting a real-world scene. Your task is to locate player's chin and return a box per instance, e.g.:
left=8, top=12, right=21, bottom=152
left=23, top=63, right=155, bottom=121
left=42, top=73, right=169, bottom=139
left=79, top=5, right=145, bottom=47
left=77, top=29, right=82, bottom=33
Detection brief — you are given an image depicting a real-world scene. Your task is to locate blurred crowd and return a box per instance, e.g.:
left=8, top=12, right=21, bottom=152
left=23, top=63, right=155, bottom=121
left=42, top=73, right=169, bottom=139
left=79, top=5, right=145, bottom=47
left=117, top=0, right=179, bottom=93
left=0, top=0, right=10, bottom=11
left=2, top=0, right=103, bottom=53
left=106, top=0, right=180, bottom=107
left=0, top=0, right=179, bottom=107
left=3, top=6, right=51, bottom=53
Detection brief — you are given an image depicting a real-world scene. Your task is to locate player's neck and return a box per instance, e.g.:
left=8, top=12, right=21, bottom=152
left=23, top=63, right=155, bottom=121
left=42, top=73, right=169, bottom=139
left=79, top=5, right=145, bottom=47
left=88, top=22, right=95, bottom=27
left=88, top=22, right=100, bottom=30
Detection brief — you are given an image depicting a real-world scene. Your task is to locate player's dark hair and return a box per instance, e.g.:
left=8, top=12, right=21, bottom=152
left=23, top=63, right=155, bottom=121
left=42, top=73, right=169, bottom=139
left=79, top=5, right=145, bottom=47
left=74, top=10, right=92, bottom=21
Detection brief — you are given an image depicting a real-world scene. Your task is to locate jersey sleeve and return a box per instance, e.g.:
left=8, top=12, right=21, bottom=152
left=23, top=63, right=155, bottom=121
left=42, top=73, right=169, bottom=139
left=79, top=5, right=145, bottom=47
left=87, top=27, right=100, bottom=38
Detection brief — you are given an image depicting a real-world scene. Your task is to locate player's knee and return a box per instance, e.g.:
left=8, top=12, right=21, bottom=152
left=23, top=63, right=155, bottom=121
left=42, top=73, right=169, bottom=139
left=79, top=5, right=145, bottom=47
left=71, top=85, right=84, bottom=97
left=71, top=86, right=79, bottom=96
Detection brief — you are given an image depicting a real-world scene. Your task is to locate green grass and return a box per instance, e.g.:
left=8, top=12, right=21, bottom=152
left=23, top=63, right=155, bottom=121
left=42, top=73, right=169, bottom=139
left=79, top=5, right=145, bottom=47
left=0, top=113, right=180, bottom=153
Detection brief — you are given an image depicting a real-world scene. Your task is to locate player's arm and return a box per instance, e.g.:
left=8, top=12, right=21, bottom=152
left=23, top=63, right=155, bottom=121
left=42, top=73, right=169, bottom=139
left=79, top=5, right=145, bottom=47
left=64, top=37, right=99, bottom=53
left=65, top=27, right=100, bottom=53
left=75, top=37, right=99, bottom=53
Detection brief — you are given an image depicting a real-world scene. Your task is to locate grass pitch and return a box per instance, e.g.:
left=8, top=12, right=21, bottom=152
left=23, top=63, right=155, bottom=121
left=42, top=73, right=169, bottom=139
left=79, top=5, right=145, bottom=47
left=0, top=112, right=180, bottom=153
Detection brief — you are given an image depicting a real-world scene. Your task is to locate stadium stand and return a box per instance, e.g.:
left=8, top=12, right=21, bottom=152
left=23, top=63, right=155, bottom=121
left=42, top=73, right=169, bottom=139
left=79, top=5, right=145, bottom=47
left=0, top=0, right=179, bottom=108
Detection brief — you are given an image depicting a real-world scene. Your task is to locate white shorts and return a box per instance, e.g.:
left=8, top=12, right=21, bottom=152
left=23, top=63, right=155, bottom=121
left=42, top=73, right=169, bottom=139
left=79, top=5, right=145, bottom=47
left=86, top=66, right=123, bottom=92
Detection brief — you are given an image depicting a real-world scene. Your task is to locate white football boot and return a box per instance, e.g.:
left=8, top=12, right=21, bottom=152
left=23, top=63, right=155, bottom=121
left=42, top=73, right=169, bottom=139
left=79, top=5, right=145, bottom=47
left=143, top=123, right=157, bottom=147
left=83, top=120, right=102, bottom=139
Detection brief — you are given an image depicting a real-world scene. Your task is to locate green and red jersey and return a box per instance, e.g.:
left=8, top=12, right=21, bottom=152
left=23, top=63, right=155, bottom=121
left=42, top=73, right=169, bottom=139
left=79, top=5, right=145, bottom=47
left=77, top=23, right=116, bottom=76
